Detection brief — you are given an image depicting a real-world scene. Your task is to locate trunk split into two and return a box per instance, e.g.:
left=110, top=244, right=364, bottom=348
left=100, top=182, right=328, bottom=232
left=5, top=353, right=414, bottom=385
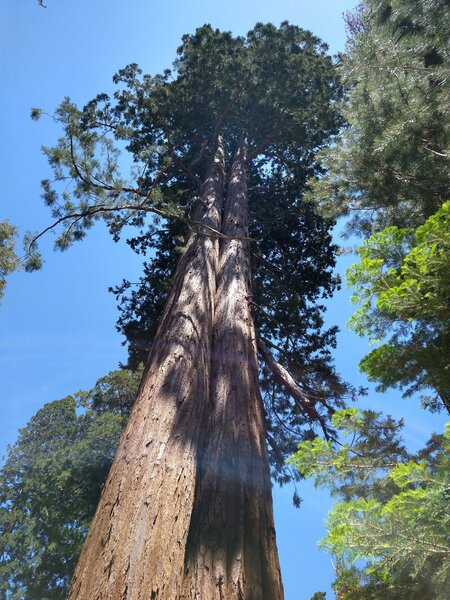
left=69, top=138, right=284, bottom=600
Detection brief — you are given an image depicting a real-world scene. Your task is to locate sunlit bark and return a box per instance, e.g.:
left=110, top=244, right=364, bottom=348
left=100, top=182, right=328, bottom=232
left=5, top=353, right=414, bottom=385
left=183, top=140, right=283, bottom=599
left=69, top=138, right=283, bottom=599
left=69, top=140, right=225, bottom=599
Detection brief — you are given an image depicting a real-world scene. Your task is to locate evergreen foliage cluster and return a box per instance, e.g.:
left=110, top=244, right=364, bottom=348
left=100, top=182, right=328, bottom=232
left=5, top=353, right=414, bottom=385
left=308, top=0, right=449, bottom=412
left=348, top=202, right=450, bottom=412
left=308, top=0, right=449, bottom=235
left=291, top=410, right=450, bottom=599
left=0, top=369, right=141, bottom=599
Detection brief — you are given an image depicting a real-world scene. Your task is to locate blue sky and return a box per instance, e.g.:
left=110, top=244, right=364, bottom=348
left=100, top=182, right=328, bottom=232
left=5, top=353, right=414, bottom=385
left=1, top=1, right=447, bottom=599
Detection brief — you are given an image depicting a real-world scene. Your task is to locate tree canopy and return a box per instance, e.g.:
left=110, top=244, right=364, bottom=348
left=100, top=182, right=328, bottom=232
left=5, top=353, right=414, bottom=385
left=287, top=3, right=450, bottom=596
left=305, top=0, right=449, bottom=413
left=290, top=409, right=450, bottom=599
left=0, top=368, right=141, bottom=599
left=308, top=0, right=449, bottom=236
left=347, top=202, right=450, bottom=412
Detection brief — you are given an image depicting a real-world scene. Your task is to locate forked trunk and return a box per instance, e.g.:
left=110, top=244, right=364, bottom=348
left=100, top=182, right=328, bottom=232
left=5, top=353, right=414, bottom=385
left=69, top=138, right=283, bottom=599
left=182, top=140, right=284, bottom=599
left=69, top=140, right=225, bottom=599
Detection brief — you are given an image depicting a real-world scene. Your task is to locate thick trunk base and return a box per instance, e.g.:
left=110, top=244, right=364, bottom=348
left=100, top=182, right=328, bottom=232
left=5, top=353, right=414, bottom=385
left=68, top=140, right=283, bottom=599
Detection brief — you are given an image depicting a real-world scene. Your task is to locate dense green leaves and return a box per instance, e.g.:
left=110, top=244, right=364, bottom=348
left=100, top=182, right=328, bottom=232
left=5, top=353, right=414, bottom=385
left=290, top=410, right=450, bottom=599
left=289, top=408, right=408, bottom=500
left=28, top=22, right=343, bottom=262
left=0, top=368, right=141, bottom=599
left=308, top=0, right=449, bottom=235
left=347, top=202, right=450, bottom=412
left=305, top=0, right=449, bottom=415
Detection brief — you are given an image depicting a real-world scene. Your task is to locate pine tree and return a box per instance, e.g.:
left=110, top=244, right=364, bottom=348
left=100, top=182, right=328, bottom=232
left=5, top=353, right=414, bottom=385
left=306, top=0, right=449, bottom=414
left=290, top=409, right=450, bottom=599
left=28, top=23, right=348, bottom=598
left=308, top=0, right=449, bottom=235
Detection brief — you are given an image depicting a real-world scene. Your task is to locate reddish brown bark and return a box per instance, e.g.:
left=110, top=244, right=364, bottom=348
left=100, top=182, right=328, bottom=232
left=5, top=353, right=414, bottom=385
left=182, top=141, right=283, bottom=599
left=69, top=138, right=283, bottom=599
left=68, top=140, right=225, bottom=600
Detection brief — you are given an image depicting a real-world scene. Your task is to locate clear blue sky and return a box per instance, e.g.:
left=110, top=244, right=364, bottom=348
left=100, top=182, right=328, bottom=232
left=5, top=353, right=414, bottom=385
left=0, top=1, right=447, bottom=599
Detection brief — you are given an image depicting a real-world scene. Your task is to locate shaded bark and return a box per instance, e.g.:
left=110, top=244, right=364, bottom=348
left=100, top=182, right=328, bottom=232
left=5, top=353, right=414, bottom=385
left=182, top=140, right=284, bottom=599
left=69, top=137, right=284, bottom=599
left=68, top=139, right=225, bottom=600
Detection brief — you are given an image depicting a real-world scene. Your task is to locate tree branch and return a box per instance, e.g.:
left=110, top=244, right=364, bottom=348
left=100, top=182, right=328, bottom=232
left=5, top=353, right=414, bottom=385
left=167, top=144, right=202, bottom=187
left=257, top=338, right=333, bottom=438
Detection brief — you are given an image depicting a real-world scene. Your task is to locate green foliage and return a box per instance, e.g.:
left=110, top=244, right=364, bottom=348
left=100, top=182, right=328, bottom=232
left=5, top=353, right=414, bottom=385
left=0, top=221, right=19, bottom=302
left=306, top=0, right=449, bottom=416
left=347, top=202, right=450, bottom=412
left=30, top=108, right=42, bottom=120
left=31, top=23, right=342, bottom=256
left=33, top=23, right=354, bottom=483
left=308, top=0, right=449, bottom=235
left=291, top=410, right=450, bottom=599
left=289, top=409, right=407, bottom=500
left=0, top=368, right=141, bottom=599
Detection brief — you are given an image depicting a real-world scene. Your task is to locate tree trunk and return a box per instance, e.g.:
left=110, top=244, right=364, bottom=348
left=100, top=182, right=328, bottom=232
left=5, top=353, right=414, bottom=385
left=68, top=140, right=225, bottom=600
left=69, top=138, right=283, bottom=599
left=182, top=140, right=284, bottom=599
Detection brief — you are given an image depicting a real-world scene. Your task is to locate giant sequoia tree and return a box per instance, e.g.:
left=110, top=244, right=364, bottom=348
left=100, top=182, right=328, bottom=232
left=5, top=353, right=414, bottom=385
left=28, top=23, right=348, bottom=599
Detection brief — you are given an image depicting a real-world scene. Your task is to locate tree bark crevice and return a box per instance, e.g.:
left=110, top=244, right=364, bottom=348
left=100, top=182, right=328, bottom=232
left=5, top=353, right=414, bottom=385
left=182, top=140, right=283, bottom=599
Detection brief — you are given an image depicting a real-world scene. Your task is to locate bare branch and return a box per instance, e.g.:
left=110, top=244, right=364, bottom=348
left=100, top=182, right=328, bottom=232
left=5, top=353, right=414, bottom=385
left=258, top=338, right=333, bottom=439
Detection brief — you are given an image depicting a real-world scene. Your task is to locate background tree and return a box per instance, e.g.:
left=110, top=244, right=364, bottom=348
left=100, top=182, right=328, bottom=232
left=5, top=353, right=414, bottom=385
left=308, top=0, right=449, bottom=235
left=26, top=23, right=350, bottom=598
left=347, top=202, right=450, bottom=413
left=0, top=368, right=141, bottom=600
left=306, top=0, right=449, bottom=413
left=290, top=409, right=450, bottom=599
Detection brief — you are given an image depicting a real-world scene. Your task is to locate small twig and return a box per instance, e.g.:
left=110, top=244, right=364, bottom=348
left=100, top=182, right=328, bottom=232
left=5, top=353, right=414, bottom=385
left=168, top=144, right=202, bottom=188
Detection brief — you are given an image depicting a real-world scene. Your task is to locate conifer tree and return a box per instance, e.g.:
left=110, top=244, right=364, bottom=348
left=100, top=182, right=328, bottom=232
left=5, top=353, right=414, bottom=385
left=308, top=0, right=449, bottom=235
left=28, top=23, right=348, bottom=598
left=307, top=0, right=449, bottom=414
left=0, top=369, right=141, bottom=599
left=290, top=409, right=450, bottom=599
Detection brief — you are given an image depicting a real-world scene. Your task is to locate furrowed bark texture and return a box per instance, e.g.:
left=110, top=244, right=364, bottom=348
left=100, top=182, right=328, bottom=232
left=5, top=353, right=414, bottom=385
left=69, top=138, right=283, bottom=599
left=182, top=141, right=284, bottom=599
left=68, top=140, right=225, bottom=600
